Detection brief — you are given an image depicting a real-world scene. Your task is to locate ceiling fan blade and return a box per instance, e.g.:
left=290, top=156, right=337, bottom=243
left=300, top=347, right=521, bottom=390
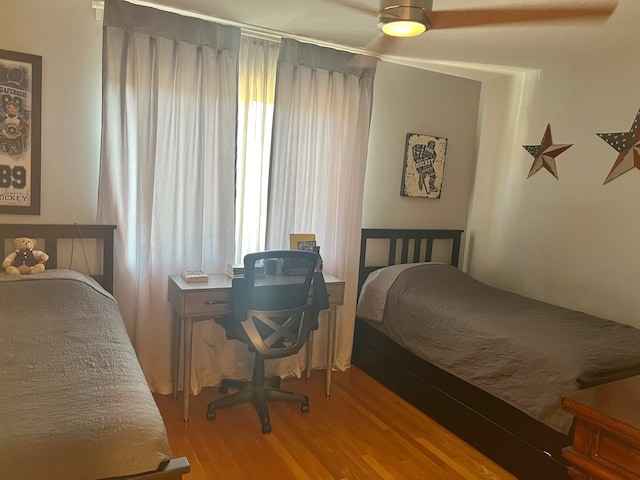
left=321, top=0, right=378, bottom=16
left=364, top=33, right=398, bottom=55
left=429, top=2, right=618, bottom=30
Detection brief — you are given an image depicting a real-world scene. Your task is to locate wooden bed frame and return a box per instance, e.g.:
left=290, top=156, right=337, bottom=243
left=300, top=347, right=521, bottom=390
left=0, top=224, right=116, bottom=293
left=0, top=224, right=190, bottom=480
left=352, top=228, right=571, bottom=480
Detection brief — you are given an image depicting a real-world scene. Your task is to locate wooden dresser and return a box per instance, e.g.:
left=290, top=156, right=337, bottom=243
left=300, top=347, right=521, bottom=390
left=562, top=375, right=640, bottom=479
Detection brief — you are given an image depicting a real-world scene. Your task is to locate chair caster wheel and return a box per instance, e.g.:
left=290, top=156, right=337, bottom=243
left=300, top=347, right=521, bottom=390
left=301, top=403, right=310, bottom=413
left=206, top=409, right=216, bottom=420
left=261, top=423, right=272, bottom=434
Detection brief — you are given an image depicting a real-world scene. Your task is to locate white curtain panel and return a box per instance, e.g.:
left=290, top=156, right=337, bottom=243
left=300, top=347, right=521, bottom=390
left=266, top=39, right=377, bottom=373
left=98, top=0, right=241, bottom=394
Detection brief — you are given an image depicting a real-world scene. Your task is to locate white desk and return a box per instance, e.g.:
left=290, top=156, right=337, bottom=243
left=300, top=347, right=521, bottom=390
left=167, top=273, right=345, bottom=422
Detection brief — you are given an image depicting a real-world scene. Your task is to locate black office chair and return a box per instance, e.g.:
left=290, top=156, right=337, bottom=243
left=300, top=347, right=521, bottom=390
left=207, top=250, right=329, bottom=433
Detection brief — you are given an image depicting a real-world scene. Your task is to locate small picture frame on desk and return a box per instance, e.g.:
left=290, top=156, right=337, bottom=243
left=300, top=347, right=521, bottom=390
left=289, top=233, right=315, bottom=250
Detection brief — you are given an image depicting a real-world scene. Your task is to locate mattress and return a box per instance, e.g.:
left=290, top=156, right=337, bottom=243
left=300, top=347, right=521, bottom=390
left=0, top=270, right=172, bottom=480
left=357, top=263, right=640, bottom=434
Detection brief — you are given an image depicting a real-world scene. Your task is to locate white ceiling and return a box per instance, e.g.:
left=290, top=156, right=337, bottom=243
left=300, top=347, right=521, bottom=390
left=136, top=0, right=638, bottom=69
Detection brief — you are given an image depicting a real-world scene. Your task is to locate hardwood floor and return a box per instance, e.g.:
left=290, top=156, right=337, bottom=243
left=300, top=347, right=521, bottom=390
left=154, top=366, right=516, bottom=480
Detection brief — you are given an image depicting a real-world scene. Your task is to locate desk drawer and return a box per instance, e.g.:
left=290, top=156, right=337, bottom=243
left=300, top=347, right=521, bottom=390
left=326, top=282, right=345, bottom=305
left=182, top=290, right=231, bottom=316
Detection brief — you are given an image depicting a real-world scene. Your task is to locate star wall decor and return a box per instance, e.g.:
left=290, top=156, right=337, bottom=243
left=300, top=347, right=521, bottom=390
left=522, top=124, right=573, bottom=179
left=597, top=108, right=640, bottom=185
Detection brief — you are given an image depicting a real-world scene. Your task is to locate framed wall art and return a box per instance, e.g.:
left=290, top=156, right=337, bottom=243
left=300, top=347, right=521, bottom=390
left=0, top=49, right=42, bottom=214
left=400, top=132, right=448, bottom=198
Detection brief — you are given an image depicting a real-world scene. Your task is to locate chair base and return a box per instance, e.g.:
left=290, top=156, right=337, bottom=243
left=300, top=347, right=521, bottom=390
left=218, top=375, right=281, bottom=393
left=206, top=357, right=310, bottom=433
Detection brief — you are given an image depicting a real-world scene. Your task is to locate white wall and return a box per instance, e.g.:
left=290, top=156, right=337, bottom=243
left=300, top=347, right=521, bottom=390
left=0, top=0, right=103, bottom=225
left=466, top=57, right=640, bottom=328
left=362, top=62, right=481, bottom=248
left=465, top=70, right=538, bottom=276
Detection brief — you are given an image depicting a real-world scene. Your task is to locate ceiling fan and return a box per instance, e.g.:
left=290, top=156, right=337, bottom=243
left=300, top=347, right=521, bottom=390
left=326, top=0, right=619, bottom=38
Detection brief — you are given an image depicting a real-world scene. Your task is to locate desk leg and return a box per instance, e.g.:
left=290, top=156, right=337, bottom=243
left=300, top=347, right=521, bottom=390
left=171, top=314, right=181, bottom=401
left=325, top=305, right=337, bottom=397
left=306, top=331, right=314, bottom=380
left=183, top=317, right=193, bottom=423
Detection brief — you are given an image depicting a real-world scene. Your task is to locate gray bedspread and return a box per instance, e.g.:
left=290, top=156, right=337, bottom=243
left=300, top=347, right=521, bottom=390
left=0, top=270, right=172, bottom=480
left=357, top=263, right=640, bottom=433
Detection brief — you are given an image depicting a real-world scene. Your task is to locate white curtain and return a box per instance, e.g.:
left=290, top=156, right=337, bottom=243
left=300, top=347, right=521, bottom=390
left=234, top=36, right=279, bottom=264
left=98, top=0, right=241, bottom=394
left=266, top=39, right=377, bottom=372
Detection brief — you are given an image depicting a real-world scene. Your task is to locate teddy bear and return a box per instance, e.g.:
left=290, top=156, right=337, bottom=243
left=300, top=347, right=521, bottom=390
left=2, top=237, right=50, bottom=275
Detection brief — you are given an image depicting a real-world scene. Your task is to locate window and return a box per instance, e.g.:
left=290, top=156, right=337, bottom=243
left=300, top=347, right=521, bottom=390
left=234, top=35, right=279, bottom=264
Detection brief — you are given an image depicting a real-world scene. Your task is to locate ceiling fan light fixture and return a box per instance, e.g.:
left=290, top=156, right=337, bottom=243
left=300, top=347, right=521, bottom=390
left=380, top=20, right=426, bottom=37
left=378, top=0, right=431, bottom=37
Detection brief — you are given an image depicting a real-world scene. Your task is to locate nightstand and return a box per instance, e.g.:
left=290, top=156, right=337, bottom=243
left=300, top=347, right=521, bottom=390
left=562, top=375, right=640, bottom=479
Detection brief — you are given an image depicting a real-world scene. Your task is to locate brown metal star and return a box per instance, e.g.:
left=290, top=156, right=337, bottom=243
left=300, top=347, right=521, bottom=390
left=597, top=108, right=640, bottom=184
left=522, top=124, right=573, bottom=179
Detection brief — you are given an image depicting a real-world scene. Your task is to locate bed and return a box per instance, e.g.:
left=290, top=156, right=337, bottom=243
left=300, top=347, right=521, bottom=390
left=0, top=224, right=189, bottom=480
left=352, top=228, right=640, bottom=480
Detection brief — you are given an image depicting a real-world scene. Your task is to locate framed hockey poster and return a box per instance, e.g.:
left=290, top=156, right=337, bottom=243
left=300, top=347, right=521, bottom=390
left=400, top=133, right=447, bottom=199
left=0, top=49, right=42, bottom=214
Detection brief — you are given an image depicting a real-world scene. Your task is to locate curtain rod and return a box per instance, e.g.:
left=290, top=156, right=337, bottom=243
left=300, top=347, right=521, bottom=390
left=92, top=0, right=380, bottom=57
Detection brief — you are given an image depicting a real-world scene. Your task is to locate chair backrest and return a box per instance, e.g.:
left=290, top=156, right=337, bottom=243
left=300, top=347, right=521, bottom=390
left=232, top=250, right=329, bottom=358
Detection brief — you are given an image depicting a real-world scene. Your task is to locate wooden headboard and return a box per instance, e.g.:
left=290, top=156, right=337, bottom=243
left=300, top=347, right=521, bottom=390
left=0, top=224, right=117, bottom=293
left=358, top=228, right=464, bottom=293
